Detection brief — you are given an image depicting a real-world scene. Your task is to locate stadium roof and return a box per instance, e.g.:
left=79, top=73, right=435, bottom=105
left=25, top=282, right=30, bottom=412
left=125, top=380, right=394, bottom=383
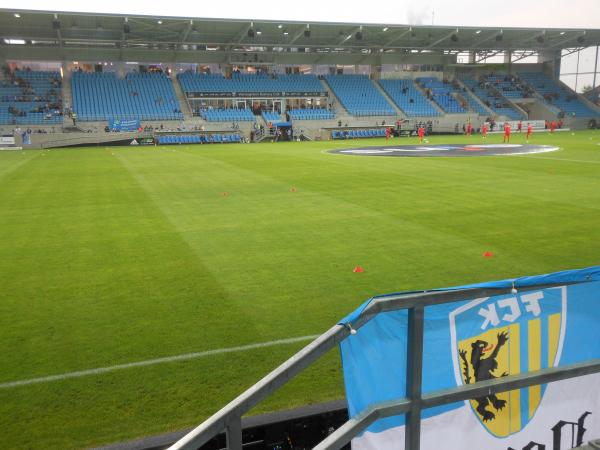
left=1, top=9, right=599, bottom=63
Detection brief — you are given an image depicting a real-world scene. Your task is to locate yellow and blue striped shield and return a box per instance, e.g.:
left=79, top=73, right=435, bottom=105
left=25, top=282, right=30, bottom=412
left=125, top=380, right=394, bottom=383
left=450, top=287, right=566, bottom=437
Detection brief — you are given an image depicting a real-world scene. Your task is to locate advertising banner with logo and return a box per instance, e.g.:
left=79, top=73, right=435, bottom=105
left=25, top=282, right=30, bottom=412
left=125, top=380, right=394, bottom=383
left=340, top=267, right=600, bottom=450
left=493, top=120, right=547, bottom=130
left=108, top=119, right=141, bottom=132
left=0, top=136, right=16, bottom=146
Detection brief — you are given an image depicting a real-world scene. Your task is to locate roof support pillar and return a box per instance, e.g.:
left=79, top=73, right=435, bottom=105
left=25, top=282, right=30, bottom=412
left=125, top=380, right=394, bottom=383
left=504, top=50, right=512, bottom=73
left=539, top=49, right=562, bottom=78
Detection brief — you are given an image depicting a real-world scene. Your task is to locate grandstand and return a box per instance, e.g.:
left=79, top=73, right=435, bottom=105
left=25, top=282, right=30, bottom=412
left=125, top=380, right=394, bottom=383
left=72, top=71, right=182, bottom=121
left=288, top=108, right=335, bottom=120
left=519, top=72, right=599, bottom=117
left=332, top=128, right=387, bottom=139
left=157, top=133, right=241, bottom=144
left=459, top=86, right=494, bottom=116
left=415, top=77, right=466, bottom=114
left=0, top=11, right=597, bottom=147
left=461, top=77, right=526, bottom=120
left=197, top=108, right=255, bottom=122
left=379, top=79, right=441, bottom=117
left=0, top=70, right=63, bottom=125
left=261, top=110, right=282, bottom=123
left=325, top=75, right=396, bottom=116
left=177, top=72, right=326, bottom=96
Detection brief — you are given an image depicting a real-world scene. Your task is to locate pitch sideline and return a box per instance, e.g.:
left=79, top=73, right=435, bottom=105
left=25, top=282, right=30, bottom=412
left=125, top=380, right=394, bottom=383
left=0, top=335, right=320, bottom=389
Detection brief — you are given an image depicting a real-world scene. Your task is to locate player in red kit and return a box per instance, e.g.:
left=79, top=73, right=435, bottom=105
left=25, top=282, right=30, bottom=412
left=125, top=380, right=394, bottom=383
left=526, top=123, right=533, bottom=142
left=418, top=126, right=425, bottom=143
left=481, top=123, right=488, bottom=139
left=385, top=126, right=391, bottom=141
left=550, top=120, right=556, bottom=133
left=503, top=122, right=511, bottom=143
left=517, top=120, right=522, bottom=133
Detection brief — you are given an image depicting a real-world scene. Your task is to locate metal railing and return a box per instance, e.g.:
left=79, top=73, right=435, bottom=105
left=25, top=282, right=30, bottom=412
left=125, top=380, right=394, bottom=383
left=169, top=282, right=600, bottom=450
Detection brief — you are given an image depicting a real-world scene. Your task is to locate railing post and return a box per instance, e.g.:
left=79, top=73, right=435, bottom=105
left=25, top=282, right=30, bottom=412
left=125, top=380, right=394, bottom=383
left=225, top=416, right=242, bottom=450
left=405, top=304, right=424, bottom=450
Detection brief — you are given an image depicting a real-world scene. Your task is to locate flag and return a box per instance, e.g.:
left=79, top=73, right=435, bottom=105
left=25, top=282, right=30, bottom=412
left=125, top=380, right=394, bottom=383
left=339, top=266, right=600, bottom=450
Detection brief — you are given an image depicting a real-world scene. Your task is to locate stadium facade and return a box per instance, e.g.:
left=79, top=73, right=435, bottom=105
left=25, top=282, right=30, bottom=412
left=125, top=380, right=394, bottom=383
left=1, top=9, right=600, bottom=149
left=1, top=9, right=599, bottom=148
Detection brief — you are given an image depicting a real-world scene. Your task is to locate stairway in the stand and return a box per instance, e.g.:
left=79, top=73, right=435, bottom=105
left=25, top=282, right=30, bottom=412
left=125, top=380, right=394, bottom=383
left=171, top=76, right=193, bottom=120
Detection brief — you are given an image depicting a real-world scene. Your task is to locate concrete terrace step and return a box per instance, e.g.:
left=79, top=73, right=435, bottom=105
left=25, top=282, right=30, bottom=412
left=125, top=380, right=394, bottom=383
left=171, top=76, right=194, bottom=120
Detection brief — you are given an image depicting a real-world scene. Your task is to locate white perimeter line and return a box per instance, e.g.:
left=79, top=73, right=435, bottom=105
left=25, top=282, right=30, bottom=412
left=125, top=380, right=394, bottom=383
left=0, top=335, right=320, bottom=389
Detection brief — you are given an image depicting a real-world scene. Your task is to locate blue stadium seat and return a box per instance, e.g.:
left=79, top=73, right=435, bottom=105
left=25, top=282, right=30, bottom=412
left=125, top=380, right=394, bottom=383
left=288, top=108, right=335, bottom=120
left=158, top=133, right=241, bottom=145
left=0, top=70, right=63, bottom=125
left=71, top=71, right=183, bottom=122
left=177, top=72, right=326, bottom=95
left=461, top=77, right=525, bottom=120
left=519, top=72, right=599, bottom=118
left=325, top=75, right=395, bottom=116
left=378, top=79, right=440, bottom=117
left=415, top=77, right=466, bottom=114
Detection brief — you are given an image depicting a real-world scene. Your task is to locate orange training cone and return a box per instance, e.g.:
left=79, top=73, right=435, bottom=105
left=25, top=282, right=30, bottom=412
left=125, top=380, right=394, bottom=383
left=483, top=251, right=493, bottom=258
left=353, top=266, right=364, bottom=273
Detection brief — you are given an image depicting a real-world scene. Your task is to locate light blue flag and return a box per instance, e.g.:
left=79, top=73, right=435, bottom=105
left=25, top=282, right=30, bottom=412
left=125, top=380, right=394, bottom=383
left=340, top=266, right=600, bottom=450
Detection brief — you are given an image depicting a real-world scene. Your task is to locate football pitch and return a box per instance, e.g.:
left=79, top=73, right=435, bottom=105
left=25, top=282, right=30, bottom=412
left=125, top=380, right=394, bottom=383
left=1, top=130, right=600, bottom=449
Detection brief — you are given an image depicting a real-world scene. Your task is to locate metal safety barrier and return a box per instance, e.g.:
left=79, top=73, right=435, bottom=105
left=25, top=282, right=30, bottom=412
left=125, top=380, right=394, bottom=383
left=169, top=282, right=600, bottom=450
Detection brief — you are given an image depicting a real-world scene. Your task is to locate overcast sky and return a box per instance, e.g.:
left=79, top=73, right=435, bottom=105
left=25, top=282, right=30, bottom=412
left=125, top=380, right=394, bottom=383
left=1, top=0, right=600, bottom=29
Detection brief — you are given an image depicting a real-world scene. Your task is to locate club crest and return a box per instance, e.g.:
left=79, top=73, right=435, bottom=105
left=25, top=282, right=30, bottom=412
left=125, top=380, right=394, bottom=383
left=449, top=287, right=567, bottom=437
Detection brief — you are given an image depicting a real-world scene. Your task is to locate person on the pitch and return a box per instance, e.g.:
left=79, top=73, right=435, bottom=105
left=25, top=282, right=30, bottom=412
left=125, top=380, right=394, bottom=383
left=418, top=125, right=425, bottom=143
left=482, top=122, right=488, bottom=139
left=503, top=122, right=511, bottom=143
left=550, top=120, right=557, bottom=133
left=526, top=123, right=533, bottom=142
left=385, top=126, right=391, bottom=141
left=466, top=122, right=472, bottom=136
left=517, top=120, right=522, bottom=133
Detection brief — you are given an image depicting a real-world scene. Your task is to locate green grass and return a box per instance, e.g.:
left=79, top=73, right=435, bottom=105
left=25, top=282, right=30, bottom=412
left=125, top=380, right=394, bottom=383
left=1, top=130, right=600, bottom=449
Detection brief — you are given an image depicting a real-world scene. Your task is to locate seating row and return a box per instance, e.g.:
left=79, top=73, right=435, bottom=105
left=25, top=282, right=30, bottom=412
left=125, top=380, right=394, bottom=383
left=332, top=129, right=387, bottom=139
left=325, top=75, right=395, bottom=116
left=157, top=134, right=242, bottom=144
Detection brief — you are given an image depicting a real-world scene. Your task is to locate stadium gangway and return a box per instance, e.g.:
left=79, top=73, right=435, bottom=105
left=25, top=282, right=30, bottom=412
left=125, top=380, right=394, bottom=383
left=169, top=283, right=600, bottom=450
